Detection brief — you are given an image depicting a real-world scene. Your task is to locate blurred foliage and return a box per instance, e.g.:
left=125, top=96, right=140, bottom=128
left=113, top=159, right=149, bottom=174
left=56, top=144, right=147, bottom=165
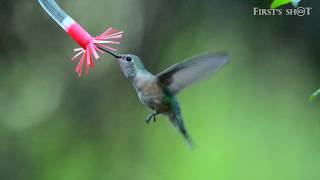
left=271, top=0, right=291, bottom=8
left=0, top=0, right=320, bottom=180
left=310, top=89, right=320, bottom=101
left=271, top=0, right=302, bottom=8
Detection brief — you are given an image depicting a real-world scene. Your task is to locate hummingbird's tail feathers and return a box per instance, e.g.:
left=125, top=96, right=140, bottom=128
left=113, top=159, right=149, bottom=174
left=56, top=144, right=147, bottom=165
left=180, top=126, right=195, bottom=150
left=169, top=113, right=194, bottom=149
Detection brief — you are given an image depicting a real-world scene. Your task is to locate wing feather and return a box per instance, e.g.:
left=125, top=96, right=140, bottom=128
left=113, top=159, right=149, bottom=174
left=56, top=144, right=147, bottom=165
left=157, top=52, right=229, bottom=94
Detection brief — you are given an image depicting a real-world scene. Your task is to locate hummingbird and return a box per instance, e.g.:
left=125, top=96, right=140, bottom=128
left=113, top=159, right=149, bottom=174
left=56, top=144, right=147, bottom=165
left=98, top=46, right=229, bottom=147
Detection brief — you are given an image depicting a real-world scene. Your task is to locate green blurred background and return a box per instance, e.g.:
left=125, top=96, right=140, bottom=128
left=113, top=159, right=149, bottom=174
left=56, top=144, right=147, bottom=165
left=1, top=0, right=320, bottom=179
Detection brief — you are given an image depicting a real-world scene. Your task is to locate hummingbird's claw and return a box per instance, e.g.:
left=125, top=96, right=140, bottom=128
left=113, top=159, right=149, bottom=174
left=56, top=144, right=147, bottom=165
left=145, top=113, right=157, bottom=124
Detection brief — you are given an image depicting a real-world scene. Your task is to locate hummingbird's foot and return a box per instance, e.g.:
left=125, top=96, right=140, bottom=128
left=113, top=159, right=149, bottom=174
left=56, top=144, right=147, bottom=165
left=145, top=113, right=157, bottom=124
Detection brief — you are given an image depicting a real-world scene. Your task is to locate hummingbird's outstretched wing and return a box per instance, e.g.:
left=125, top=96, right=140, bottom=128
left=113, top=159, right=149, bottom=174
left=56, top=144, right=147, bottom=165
left=156, top=52, right=229, bottom=95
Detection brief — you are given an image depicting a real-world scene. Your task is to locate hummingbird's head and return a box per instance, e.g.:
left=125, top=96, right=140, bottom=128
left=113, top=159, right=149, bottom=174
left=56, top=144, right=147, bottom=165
left=117, top=54, right=145, bottom=79
left=96, top=46, right=145, bottom=79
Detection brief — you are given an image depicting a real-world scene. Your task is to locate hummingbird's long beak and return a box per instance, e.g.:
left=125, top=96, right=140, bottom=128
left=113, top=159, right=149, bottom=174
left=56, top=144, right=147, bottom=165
left=97, top=46, right=122, bottom=59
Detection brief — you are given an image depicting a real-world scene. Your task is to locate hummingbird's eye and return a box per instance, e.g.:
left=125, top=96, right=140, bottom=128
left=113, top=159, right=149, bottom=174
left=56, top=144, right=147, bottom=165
left=126, top=56, right=132, bottom=62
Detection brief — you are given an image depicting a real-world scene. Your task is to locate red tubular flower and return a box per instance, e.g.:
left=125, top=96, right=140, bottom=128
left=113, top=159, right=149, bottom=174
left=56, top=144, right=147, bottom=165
left=37, top=0, right=123, bottom=77
left=68, top=23, right=123, bottom=76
